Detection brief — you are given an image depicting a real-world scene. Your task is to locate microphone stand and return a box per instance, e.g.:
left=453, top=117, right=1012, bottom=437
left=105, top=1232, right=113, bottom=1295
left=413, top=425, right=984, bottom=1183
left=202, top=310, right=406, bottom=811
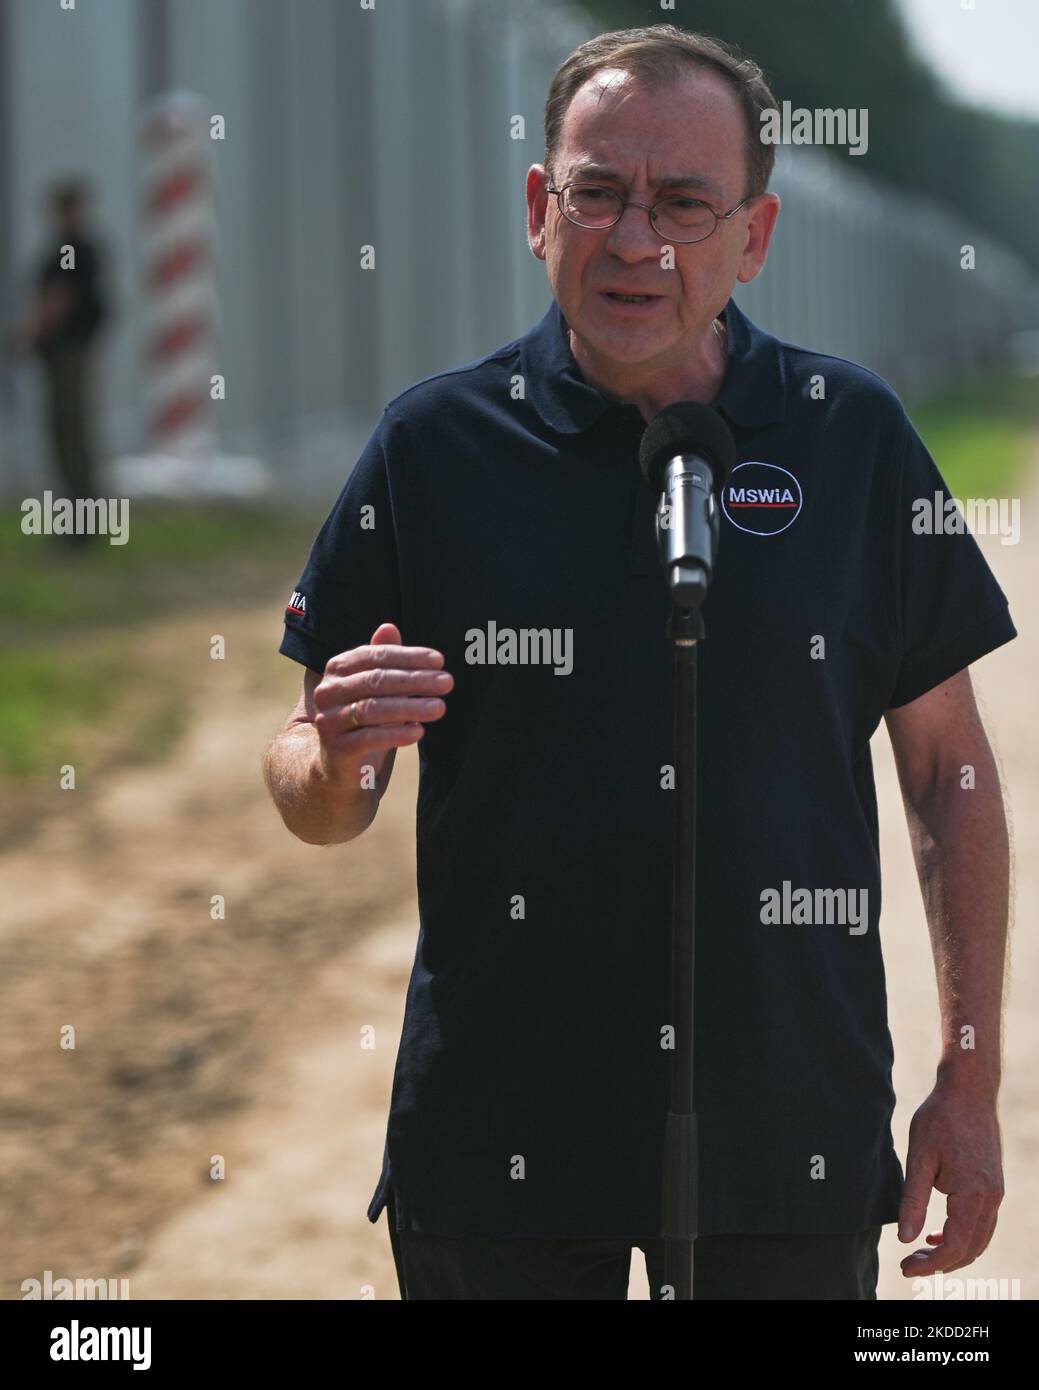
left=640, top=403, right=731, bottom=1302
left=658, top=515, right=717, bottom=1300
left=661, top=596, right=703, bottom=1301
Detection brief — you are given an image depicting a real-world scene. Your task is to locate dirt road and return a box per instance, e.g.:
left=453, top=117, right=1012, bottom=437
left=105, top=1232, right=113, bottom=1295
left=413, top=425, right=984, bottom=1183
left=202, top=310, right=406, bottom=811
left=4, top=472, right=1034, bottom=1302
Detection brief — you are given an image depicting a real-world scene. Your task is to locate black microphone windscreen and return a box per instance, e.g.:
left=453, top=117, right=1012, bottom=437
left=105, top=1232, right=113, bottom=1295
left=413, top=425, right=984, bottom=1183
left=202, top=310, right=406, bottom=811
left=638, top=402, right=736, bottom=493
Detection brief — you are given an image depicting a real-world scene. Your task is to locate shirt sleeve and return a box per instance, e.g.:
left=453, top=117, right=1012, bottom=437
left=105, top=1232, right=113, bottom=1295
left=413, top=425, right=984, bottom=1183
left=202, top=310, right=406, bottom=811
left=278, top=417, right=404, bottom=675
left=885, top=413, right=1017, bottom=709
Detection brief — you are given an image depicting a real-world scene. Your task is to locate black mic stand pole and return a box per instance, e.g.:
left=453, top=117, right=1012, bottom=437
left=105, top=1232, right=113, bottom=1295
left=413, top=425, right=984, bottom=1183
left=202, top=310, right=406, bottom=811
left=640, top=403, right=732, bottom=1303
left=661, top=557, right=708, bottom=1302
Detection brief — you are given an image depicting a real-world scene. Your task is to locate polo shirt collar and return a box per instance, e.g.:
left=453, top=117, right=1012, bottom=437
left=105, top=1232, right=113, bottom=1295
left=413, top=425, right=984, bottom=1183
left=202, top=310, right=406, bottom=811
left=520, top=293, right=786, bottom=434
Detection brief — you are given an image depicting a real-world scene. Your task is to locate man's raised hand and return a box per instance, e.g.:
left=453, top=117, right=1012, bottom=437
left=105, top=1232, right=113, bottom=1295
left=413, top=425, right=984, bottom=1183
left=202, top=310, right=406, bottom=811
left=312, top=622, right=453, bottom=786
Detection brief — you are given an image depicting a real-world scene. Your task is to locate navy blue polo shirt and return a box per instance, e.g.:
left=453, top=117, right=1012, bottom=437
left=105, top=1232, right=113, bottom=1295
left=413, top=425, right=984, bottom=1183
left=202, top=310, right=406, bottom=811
left=278, top=295, right=1017, bottom=1239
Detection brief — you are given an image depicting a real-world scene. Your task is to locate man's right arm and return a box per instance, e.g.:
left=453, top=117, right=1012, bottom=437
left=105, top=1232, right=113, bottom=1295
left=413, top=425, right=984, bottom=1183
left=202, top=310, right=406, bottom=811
left=263, top=625, right=452, bottom=847
left=263, top=669, right=382, bottom=846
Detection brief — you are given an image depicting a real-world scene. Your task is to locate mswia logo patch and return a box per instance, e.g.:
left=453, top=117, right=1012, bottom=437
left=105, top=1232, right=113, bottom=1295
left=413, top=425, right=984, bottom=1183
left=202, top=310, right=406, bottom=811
left=286, top=590, right=307, bottom=616
left=721, top=462, right=803, bottom=536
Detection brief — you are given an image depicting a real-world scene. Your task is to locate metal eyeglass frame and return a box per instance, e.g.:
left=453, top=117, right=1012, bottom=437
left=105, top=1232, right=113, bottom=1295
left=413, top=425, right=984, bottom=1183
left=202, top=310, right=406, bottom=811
left=545, top=181, right=755, bottom=244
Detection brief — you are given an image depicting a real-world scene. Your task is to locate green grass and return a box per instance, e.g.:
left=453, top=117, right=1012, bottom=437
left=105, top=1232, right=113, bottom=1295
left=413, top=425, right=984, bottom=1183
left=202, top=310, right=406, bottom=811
left=0, top=640, right=188, bottom=781
left=2, top=502, right=316, bottom=637
left=906, top=373, right=1039, bottom=500
left=2, top=502, right=317, bottom=784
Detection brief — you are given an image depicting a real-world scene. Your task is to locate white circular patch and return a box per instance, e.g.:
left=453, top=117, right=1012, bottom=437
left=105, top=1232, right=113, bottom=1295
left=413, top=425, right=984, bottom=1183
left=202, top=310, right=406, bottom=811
left=721, top=462, right=803, bottom=536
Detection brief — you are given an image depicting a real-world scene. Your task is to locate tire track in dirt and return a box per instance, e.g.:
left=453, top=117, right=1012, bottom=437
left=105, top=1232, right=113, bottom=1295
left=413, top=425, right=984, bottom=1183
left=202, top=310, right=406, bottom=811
left=1, top=596, right=420, bottom=1297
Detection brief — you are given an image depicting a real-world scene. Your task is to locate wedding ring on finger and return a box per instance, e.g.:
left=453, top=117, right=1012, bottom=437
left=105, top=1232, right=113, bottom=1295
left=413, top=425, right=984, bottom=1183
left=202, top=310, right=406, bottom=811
left=349, top=701, right=361, bottom=729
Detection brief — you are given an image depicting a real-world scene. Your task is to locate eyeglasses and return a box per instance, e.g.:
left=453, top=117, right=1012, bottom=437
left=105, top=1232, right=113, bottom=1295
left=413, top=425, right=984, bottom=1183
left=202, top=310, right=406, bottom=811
left=546, top=181, right=755, bottom=244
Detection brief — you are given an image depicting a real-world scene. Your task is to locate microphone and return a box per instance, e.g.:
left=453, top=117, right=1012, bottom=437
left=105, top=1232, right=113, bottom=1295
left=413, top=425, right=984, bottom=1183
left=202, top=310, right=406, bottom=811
left=638, top=402, right=736, bottom=609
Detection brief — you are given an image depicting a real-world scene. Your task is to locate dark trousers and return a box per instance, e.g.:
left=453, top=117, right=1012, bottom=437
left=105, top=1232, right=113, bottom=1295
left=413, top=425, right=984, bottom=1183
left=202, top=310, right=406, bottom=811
left=386, top=1200, right=881, bottom=1300
left=42, top=340, right=97, bottom=503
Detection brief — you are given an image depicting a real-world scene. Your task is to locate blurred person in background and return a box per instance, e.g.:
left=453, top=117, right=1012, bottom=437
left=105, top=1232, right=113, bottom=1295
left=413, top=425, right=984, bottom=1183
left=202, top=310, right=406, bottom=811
left=8, top=178, right=111, bottom=546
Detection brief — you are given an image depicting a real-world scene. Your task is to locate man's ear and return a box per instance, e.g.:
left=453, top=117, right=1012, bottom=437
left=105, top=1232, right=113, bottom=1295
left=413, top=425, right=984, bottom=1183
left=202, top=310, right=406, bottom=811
left=526, top=165, right=550, bottom=262
left=737, top=192, right=780, bottom=285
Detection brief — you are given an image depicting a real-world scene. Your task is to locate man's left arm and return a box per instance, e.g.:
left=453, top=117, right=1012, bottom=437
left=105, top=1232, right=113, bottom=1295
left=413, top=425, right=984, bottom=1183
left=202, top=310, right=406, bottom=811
left=884, top=666, right=1009, bottom=1277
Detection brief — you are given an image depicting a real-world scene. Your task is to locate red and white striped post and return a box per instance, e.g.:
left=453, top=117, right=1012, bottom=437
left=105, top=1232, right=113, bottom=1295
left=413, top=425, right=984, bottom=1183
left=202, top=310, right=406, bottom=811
left=138, top=91, right=218, bottom=460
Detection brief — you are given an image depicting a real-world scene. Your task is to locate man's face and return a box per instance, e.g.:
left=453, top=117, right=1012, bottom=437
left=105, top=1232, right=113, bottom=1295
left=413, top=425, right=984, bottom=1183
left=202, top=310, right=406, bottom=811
left=527, top=67, right=778, bottom=371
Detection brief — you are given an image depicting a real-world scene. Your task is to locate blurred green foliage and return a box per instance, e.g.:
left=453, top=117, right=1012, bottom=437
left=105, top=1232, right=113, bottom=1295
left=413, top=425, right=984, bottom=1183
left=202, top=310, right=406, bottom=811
left=907, top=373, right=1039, bottom=499
left=579, top=0, right=1039, bottom=276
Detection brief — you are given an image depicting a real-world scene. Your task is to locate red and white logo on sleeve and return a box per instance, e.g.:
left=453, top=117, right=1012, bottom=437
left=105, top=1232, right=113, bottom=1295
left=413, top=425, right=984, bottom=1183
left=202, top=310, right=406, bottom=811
left=286, top=590, right=307, bottom=616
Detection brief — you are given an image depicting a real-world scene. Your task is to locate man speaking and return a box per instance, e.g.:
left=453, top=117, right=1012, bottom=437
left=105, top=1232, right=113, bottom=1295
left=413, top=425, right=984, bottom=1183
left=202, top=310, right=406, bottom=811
left=263, top=25, right=1015, bottom=1300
